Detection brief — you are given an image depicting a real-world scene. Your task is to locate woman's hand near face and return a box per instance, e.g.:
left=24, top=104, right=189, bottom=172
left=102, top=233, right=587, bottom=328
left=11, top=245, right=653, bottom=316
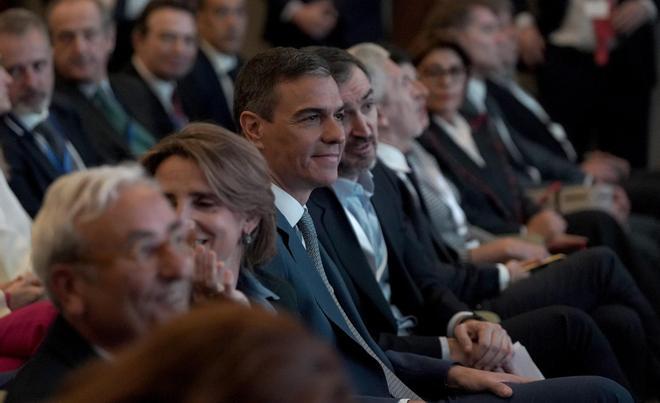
left=192, top=245, right=249, bottom=306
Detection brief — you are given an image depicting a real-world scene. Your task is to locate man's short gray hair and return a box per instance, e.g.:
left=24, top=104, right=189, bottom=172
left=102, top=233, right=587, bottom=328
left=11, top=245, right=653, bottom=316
left=32, top=164, right=159, bottom=302
left=348, top=43, right=390, bottom=103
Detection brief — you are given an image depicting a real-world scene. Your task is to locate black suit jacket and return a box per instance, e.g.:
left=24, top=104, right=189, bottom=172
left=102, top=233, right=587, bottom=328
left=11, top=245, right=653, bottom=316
left=418, top=116, right=540, bottom=235
left=478, top=81, right=586, bottom=186
left=371, top=162, right=501, bottom=306
left=308, top=162, right=503, bottom=356
left=54, top=75, right=158, bottom=162
left=6, top=316, right=97, bottom=403
left=118, top=63, right=201, bottom=139
left=178, top=50, right=238, bottom=131
left=0, top=100, right=102, bottom=217
left=263, top=0, right=384, bottom=48
left=485, top=79, right=570, bottom=160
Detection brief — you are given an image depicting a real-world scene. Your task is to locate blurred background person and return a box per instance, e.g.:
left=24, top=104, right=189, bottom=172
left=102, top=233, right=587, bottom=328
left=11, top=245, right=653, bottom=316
left=179, top=0, right=247, bottom=131
left=513, top=0, right=658, bottom=169
left=263, top=0, right=384, bottom=48
left=0, top=8, right=102, bottom=217
left=48, top=0, right=157, bottom=160
left=120, top=0, right=198, bottom=138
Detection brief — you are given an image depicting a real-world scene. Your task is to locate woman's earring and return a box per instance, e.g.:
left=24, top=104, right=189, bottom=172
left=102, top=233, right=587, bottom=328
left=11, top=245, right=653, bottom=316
left=241, top=232, right=254, bottom=246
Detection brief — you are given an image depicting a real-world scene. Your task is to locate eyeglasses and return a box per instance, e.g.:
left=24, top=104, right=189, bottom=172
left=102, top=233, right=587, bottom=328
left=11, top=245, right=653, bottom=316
left=419, top=65, right=467, bottom=83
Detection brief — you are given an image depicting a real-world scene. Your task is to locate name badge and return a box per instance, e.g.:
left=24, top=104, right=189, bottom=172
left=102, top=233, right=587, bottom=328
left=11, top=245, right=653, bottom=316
left=584, top=0, right=610, bottom=19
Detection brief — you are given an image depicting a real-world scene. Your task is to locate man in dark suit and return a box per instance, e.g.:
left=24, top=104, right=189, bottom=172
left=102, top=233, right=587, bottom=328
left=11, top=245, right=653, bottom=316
left=0, top=9, right=102, bottom=217
left=5, top=165, right=194, bottom=403
left=235, top=46, right=633, bottom=402
left=308, top=44, right=655, bottom=394
left=263, top=0, right=384, bottom=48
left=48, top=0, right=157, bottom=161
left=513, top=0, right=657, bottom=168
left=178, top=0, right=245, bottom=131
left=120, top=0, right=198, bottom=138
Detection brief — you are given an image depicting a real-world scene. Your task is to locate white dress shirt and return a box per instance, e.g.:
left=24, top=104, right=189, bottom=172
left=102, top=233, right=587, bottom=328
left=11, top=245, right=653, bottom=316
left=132, top=56, right=178, bottom=115
left=433, top=113, right=486, bottom=168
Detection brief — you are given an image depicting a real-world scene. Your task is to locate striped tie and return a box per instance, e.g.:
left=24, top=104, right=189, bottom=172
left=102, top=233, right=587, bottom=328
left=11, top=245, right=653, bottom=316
left=297, top=210, right=421, bottom=400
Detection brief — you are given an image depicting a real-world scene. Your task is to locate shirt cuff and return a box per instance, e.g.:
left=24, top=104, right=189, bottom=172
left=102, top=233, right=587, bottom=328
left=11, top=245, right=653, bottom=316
left=439, top=336, right=449, bottom=359
left=397, top=400, right=410, bottom=403
left=496, top=263, right=511, bottom=291
left=281, top=0, right=304, bottom=22
left=447, top=311, right=474, bottom=337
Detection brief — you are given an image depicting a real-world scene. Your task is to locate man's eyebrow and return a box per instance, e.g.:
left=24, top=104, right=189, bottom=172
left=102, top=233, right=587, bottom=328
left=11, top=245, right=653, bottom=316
left=291, top=107, right=327, bottom=119
left=361, top=88, right=374, bottom=101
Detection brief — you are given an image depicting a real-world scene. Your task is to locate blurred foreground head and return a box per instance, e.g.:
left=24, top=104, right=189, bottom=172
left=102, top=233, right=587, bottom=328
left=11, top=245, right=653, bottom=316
left=56, top=303, right=355, bottom=403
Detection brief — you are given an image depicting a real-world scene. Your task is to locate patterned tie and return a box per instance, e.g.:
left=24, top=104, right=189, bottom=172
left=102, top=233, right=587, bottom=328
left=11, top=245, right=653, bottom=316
left=407, top=152, right=465, bottom=248
left=34, top=118, right=75, bottom=173
left=297, top=210, right=420, bottom=400
left=92, top=86, right=156, bottom=156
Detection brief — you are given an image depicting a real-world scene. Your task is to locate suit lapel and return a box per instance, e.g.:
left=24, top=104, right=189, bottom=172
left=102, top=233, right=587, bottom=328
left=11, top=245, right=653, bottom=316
left=310, top=189, right=397, bottom=324
left=422, top=120, right=516, bottom=220
left=274, top=211, right=357, bottom=338
left=3, top=115, right=61, bottom=180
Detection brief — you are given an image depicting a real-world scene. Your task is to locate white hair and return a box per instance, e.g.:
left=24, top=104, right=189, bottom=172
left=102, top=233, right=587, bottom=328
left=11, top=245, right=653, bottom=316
left=32, top=164, right=158, bottom=302
left=348, top=43, right=390, bottom=103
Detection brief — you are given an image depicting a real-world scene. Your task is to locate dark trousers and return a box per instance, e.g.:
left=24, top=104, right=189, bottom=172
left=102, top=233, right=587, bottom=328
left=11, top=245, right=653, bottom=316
left=479, top=247, right=660, bottom=398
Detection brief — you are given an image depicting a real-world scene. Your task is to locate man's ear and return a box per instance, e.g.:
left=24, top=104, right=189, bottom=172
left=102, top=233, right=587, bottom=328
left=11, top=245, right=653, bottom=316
left=49, top=264, right=87, bottom=319
left=240, top=111, right=265, bottom=149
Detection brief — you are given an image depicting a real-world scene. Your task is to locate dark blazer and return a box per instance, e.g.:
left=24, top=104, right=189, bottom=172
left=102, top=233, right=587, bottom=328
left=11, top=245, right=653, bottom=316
left=371, top=162, right=501, bottom=305
left=178, top=50, right=239, bottom=131
left=485, top=79, right=570, bottom=160
left=264, top=210, right=454, bottom=401
left=484, top=80, right=586, bottom=185
left=5, top=316, right=97, bottom=403
left=0, top=99, right=102, bottom=217
left=308, top=184, right=459, bottom=357
left=418, top=117, right=539, bottom=235
left=54, top=75, right=158, bottom=162
left=263, top=0, right=384, bottom=48
left=118, top=63, right=202, bottom=139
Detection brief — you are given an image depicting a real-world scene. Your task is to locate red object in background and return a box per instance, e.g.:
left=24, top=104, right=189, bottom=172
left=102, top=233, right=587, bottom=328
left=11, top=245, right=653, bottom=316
left=0, top=300, right=57, bottom=371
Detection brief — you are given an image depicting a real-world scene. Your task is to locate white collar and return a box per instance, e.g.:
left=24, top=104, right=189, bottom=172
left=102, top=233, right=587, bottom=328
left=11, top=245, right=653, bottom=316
left=132, top=56, right=177, bottom=110
left=16, top=109, right=49, bottom=131
left=377, top=142, right=411, bottom=174
left=433, top=113, right=470, bottom=134
left=466, top=78, right=487, bottom=113
left=271, top=184, right=305, bottom=229
left=78, top=78, right=111, bottom=99
left=199, top=40, right=238, bottom=74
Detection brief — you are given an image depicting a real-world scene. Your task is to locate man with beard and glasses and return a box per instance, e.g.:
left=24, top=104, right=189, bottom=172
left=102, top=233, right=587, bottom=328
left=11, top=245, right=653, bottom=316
left=5, top=164, right=193, bottom=403
left=0, top=8, right=101, bottom=217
